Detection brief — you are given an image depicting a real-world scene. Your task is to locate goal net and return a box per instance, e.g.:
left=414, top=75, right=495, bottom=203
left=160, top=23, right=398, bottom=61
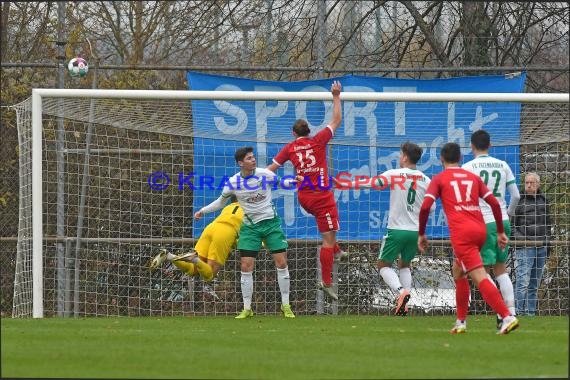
left=12, top=89, right=569, bottom=318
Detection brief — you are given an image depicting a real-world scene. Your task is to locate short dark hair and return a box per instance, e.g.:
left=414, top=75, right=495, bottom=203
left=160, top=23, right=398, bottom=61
left=292, top=119, right=310, bottom=137
left=471, top=129, right=491, bottom=150
left=401, top=142, right=423, bottom=164
left=440, top=142, right=461, bottom=164
left=234, top=146, right=253, bottom=162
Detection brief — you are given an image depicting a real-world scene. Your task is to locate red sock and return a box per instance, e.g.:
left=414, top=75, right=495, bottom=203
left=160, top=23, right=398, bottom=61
left=478, top=278, right=510, bottom=318
left=333, top=243, right=341, bottom=254
left=455, top=278, right=470, bottom=321
left=320, top=246, right=335, bottom=285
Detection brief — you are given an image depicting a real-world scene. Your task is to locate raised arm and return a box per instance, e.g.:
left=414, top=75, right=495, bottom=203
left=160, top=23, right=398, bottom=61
left=328, top=80, right=342, bottom=132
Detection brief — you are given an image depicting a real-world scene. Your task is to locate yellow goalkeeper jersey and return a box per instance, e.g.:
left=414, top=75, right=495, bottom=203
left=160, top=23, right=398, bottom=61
left=213, top=202, right=243, bottom=232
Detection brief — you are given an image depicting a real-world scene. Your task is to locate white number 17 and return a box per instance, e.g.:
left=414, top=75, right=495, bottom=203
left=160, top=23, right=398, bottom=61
left=450, top=180, right=473, bottom=202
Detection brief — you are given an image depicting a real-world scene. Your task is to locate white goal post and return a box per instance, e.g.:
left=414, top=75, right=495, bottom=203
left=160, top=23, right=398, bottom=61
left=24, top=88, right=570, bottom=318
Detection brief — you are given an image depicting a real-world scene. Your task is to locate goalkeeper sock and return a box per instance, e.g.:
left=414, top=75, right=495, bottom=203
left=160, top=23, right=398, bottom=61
left=478, top=278, right=510, bottom=319
left=277, top=267, right=290, bottom=305
left=166, top=252, right=177, bottom=260
left=240, top=271, right=254, bottom=310
left=172, top=261, right=198, bottom=276
left=399, top=267, right=412, bottom=290
left=195, top=260, right=214, bottom=282
left=320, top=246, right=335, bottom=285
left=379, top=267, right=403, bottom=293
left=496, top=273, right=516, bottom=315
left=455, top=278, right=470, bottom=321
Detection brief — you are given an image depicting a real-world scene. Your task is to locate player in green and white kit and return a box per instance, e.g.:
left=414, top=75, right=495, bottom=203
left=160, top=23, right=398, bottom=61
left=195, top=147, right=300, bottom=319
left=357, top=142, right=432, bottom=316
left=462, top=130, right=520, bottom=321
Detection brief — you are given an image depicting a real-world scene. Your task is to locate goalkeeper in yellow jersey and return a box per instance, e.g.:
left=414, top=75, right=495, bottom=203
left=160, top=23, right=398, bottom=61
left=149, top=196, right=243, bottom=282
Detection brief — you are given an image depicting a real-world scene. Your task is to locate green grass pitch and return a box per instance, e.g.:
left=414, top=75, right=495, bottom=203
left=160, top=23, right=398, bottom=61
left=1, top=315, right=568, bottom=379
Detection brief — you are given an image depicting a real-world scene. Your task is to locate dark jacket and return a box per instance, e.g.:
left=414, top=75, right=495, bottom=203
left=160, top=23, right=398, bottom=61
left=512, top=190, right=551, bottom=241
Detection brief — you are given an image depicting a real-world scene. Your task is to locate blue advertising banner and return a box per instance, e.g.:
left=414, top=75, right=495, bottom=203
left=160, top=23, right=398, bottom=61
left=188, top=72, right=525, bottom=241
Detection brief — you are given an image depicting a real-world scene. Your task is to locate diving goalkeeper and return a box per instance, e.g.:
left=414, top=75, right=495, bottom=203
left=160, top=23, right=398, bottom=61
left=150, top=196, right=243, bottom=282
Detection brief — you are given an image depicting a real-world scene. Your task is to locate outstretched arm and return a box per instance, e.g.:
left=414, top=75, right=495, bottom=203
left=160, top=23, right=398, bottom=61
left=194, top=195, right=229, bottom=219
left=328, top=80, right=342, bottom=133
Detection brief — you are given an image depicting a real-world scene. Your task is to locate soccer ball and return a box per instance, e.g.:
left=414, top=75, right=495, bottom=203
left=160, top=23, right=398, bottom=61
left=68, top=57, right=89, bottom=78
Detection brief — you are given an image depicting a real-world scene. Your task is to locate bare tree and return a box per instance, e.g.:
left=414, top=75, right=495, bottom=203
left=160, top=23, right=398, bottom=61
left=1, top=1, right=568, bottom=88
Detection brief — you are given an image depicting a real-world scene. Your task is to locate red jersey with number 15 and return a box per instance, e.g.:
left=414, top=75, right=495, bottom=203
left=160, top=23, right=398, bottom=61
left=425, top=167, right=492, bottom=237
left=272, top=125, right=334, bottom=192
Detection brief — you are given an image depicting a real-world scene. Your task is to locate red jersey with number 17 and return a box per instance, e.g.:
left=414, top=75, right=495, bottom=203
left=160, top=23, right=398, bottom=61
left=425, top=167, right=492, bottom=237
left=272, top=125, right=334, bottom=192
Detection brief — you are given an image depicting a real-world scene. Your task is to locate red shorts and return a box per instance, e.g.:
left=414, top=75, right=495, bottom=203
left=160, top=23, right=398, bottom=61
left=298, top=190, right=339, bottom=233
left=451, top=225, right=486, bottom=273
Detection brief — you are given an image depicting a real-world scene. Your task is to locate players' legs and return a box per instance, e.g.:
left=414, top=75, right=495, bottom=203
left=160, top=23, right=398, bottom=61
left=451, top=260, right=470, bottom=324
left=171, top=260, right=198, bottom=276
left=238, top=254, right=256, bottom=315
left=378, top=259, right=409, bottom=315
left=485, top=220, right=515, bottom=316
left=300, top=191, right=340, bottom=287
left=379, top=230, right=415, bottom=315
left=197, top=228, right=235, bottom=282
left=170, top=230, right=211, bottom=277
left=398, top=230, right=418, bottom=291
left=264, top=218, right=293, bottom=314
left=207, top=259, right=222, bottom=277
left=317, top=242, right=338, bottom=300
left=494, top=262, right=516, bottom=316
left=320, top=230, right=336, bottom=286
left=397, top=261, right=412, bottom=290
left=192, top=257, right=215, bottom=282
left=322, top=229, right=336, bottom=247
left=272, top=250, right=291, bottom=307
left=468, top=267, right=510, bottom=319
left=236, top=224, right=262, bottom=316
left=378, top=259, right=402, bottom=292
left=377, top=232, right=405, bottom=293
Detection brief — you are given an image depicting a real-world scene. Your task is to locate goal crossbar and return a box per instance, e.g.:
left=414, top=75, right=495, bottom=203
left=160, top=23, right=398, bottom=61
left=32, top=88, right=569, bottom=102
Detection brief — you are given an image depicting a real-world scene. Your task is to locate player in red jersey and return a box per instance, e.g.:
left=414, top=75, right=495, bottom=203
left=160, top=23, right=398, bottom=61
left=418, top=142, right=519, bottom=334
left=267, top=80, right=344, bottom=300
